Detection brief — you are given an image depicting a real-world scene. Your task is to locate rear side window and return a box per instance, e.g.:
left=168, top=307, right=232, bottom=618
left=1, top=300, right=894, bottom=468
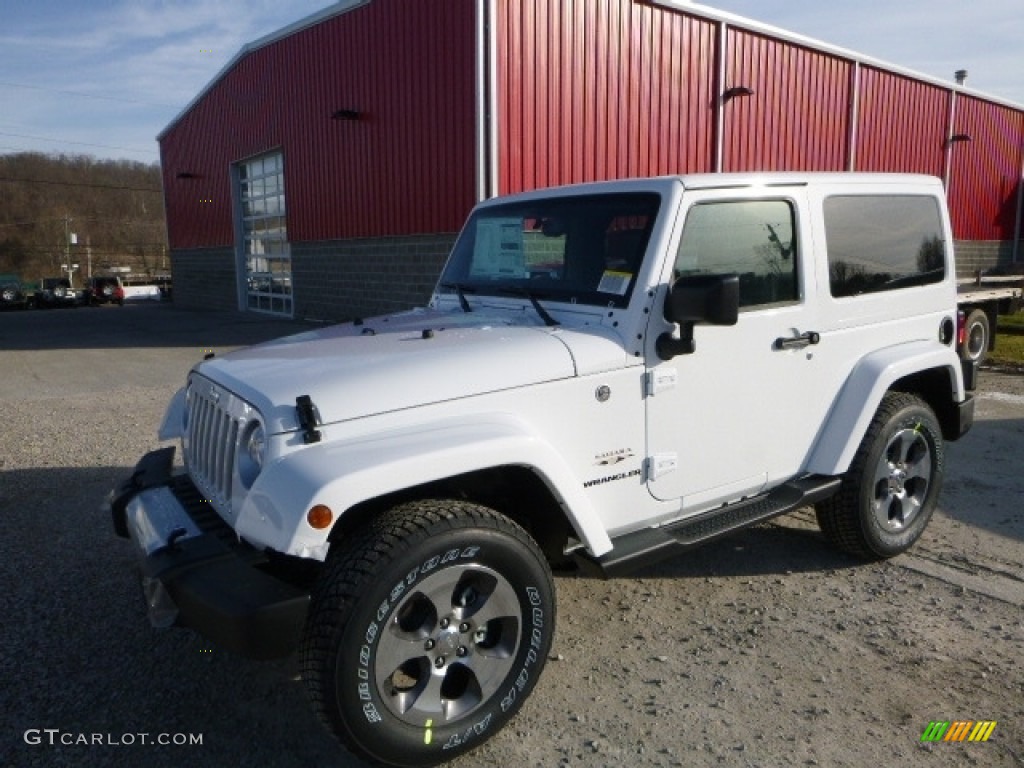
left=824, top=195, right=946, bottom=298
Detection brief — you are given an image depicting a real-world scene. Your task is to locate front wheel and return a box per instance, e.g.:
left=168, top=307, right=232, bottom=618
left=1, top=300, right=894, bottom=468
left=816, top=392, right=944, bottom=559
left=301, top=499, right=555, bottom=768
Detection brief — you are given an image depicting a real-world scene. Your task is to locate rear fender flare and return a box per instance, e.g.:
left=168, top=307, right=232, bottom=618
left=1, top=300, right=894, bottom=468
left=805, top=341, right=964, bottom=476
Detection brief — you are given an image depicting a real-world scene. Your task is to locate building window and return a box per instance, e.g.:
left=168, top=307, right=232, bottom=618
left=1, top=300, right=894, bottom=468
left=237, top=152, right=291, bottom=316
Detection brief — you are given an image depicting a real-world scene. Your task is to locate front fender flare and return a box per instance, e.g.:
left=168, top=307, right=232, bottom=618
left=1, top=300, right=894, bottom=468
left=236, top=415, right=613, bottom=559
left=805, top=341, right=964, bottom=476
left=157, top=387, right=186, bottom=441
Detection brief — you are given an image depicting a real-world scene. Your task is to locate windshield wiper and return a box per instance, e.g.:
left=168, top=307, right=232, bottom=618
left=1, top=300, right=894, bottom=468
left=498, top=286, right=559, bottom=327
left=440, top=282, right=473, bottom=313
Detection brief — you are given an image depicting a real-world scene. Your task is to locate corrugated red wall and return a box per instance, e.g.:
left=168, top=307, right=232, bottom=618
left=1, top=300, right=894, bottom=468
left=722, top=30, right=851, bottom=172
left=160, top=0, right=476, bottom=250
left=854, top=67, right=948, bottom=176
left=162, top=0, right=1023, bottom=253
left=947, top=95, right=1024, bottom=241
left=496, top=0, right=1023, bottom=243
left=496, top=0, right=717, bottom=194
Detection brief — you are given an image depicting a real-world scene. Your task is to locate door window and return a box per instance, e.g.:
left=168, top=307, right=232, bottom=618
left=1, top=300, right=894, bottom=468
left=674, top=200, right=798, bottom=308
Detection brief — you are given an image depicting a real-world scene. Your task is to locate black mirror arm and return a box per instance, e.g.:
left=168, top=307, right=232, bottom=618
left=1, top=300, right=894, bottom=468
left=656, top=323, right=696, bottom=360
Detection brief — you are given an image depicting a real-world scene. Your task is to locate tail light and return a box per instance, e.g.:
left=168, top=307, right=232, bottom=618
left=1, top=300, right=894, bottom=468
left=956, top=309, right=966, bottom=347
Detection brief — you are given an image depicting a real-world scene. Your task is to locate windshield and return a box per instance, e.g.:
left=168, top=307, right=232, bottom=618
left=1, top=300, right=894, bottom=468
left=440, top=192, right=660, bottom=309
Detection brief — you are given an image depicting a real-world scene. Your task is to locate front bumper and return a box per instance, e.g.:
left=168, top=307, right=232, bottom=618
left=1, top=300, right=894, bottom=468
left=109, top=448, right=311, bottom=659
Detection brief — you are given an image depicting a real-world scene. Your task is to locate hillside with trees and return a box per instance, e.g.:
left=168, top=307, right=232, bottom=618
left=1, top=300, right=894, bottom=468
left=0, top=153, right=167, bottom=285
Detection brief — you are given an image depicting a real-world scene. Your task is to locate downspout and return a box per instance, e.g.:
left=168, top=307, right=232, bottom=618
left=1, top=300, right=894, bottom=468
left=714, top=21, right=728, bottom=172
left=847, top=62, right=861, bottom=172
left=1014, top=146, right=1023, bottom=263
left=943, top=88, right=958, bottom=192
left=475, top=0, right=489, bottom=202
left=487, top=0, right=499, bottom=199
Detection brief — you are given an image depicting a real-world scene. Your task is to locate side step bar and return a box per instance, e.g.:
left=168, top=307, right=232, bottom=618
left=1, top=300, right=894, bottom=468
left=577, top=474, right=841, bottom=578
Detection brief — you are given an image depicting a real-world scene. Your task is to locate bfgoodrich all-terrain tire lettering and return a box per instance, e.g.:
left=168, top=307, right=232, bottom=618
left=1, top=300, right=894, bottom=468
left=300, top=500, right=555, bottom=768
left=815, top=392, right=944, bottom=559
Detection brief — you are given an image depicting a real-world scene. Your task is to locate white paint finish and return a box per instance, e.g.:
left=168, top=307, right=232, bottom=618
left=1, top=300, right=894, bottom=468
left=175, top=172, right=971, bottom=558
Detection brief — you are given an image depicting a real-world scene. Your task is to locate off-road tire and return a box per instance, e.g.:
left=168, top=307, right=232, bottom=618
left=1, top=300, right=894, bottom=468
left=815, top=392, right=944, bottom=559
left=301, top=499, right=555, bottom=768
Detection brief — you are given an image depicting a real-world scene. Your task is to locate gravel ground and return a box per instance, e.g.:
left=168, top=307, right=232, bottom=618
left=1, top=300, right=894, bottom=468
left=1, top=303, right=1021, bottom=768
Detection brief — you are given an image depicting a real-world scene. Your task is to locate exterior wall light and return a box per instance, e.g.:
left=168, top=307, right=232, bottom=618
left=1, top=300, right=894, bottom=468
left=949, top=134, right=973, bottom=144
left=331, top=109, right=362, bottom=121
left=176, top=172, right=202, bottom=180
left=723, top=86, right=754, bottom=101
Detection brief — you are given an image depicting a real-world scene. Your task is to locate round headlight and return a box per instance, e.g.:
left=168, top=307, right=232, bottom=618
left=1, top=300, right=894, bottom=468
left=182, top=385, right=192, bottom=431
left=239, top=420, right=267, bottom=489
left=247, top=423, right=266, bottom=469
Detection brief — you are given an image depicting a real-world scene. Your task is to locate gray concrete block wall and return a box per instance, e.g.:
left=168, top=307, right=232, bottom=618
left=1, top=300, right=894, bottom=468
left=169, top=237, right=1023, bottom=320
left=169, top=247, right=237, bottom=310
left=953, top=240, right=1022, bottom=277
left=292, top=234, right=458, bottom=322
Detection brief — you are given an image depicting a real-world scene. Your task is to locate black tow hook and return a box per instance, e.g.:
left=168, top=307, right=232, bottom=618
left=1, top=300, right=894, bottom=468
left=150, top=526, right=190, bottom=557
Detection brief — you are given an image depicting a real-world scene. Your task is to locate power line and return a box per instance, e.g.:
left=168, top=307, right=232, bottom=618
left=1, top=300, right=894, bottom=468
left=0, top=216, right=165, bottom=231
left=0, top=131, right=158, bottom=157
left=0, top=176, right=161, bottom=193
left=0, top=80, right=179, bottom=109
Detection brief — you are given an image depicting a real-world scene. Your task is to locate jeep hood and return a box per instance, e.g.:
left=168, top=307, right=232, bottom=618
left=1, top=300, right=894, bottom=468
left=196, top=308, right=626, bottom=433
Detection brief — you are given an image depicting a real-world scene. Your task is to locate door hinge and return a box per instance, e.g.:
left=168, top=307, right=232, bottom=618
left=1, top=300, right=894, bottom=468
left=646, top=453, right=678, bottom=481
left=646, top=367, right=678, bottom=397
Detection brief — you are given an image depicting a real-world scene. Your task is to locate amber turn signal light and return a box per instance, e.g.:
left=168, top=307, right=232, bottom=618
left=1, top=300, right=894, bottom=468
left=307, top=504, right=333, bottom=529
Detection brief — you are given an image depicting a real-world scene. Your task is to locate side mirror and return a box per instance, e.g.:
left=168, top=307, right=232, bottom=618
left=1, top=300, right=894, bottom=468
left=657, top=273, right=739, bottom=359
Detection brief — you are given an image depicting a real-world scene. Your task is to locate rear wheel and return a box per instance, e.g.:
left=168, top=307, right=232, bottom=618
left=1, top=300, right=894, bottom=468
left=301, top=499, right=555, bottom=767
left=816, top=392, right=943, bottom=559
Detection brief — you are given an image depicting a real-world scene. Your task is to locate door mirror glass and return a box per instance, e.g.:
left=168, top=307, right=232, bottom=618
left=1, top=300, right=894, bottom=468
left=664, top=273, right=740, bottom=326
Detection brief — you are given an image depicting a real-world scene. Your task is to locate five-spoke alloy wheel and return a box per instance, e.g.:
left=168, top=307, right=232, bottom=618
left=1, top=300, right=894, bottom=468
left=301, top=499, right=555, bottom=768
left=816, top=392, right=944, bottom=559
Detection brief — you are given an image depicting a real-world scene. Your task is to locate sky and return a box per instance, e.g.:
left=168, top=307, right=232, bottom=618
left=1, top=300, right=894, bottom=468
left=0, top=0, right=1021, bottom=165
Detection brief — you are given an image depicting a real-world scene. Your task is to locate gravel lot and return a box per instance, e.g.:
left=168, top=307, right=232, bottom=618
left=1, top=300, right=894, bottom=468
left=1, top=303, right=1021, bottom=768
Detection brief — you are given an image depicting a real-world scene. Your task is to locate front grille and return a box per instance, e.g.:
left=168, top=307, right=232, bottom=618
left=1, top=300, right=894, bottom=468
left=168, top=474, right=237, bottom=545
left=186, top=385, right=239, bottom=505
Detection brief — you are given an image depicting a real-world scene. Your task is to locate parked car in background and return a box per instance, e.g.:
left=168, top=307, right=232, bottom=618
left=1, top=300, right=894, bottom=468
left=86, top=275, right=126, bottom=306
left=34, top=278, right=83, bottom=309
left=0, top=274, right=31, bottom=310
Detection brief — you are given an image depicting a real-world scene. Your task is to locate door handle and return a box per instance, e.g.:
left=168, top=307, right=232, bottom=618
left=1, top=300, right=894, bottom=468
left=774, top=331, right=820, bottom=350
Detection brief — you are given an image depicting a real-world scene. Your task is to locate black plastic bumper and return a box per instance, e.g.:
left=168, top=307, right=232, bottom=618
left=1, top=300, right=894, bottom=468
left=109, top=448, right=311, bottom=660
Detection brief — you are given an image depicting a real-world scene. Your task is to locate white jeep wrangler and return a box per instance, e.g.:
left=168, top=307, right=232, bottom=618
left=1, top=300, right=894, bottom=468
left=110, top=173, right=975, bottom=767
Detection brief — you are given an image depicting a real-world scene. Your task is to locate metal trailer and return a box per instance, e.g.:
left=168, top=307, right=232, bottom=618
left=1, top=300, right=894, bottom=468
left=957, top=273, right=1024, bottom=363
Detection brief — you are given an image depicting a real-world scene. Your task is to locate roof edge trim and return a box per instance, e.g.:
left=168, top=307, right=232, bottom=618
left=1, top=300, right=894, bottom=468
left=650, top=0, right=1024, bottom=112
left=157, top=0, right=371, bottom=142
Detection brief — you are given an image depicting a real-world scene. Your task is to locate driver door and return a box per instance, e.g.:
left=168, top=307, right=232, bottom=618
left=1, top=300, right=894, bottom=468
left=645, top=189, right=830, bottom=511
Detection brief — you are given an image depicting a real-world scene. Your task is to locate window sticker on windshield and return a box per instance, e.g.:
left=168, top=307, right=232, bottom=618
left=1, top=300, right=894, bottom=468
left=597, top=270, right=632, bottom=296
left=470, top=219, right=527, bottom=279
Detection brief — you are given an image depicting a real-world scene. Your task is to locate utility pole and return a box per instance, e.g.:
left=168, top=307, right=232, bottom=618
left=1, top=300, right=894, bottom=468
left=62, top=215, right=79, bottom=286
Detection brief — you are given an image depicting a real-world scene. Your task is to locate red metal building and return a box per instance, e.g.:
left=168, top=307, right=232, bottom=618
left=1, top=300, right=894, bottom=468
left=159, top=0, right=1024, bottom=320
